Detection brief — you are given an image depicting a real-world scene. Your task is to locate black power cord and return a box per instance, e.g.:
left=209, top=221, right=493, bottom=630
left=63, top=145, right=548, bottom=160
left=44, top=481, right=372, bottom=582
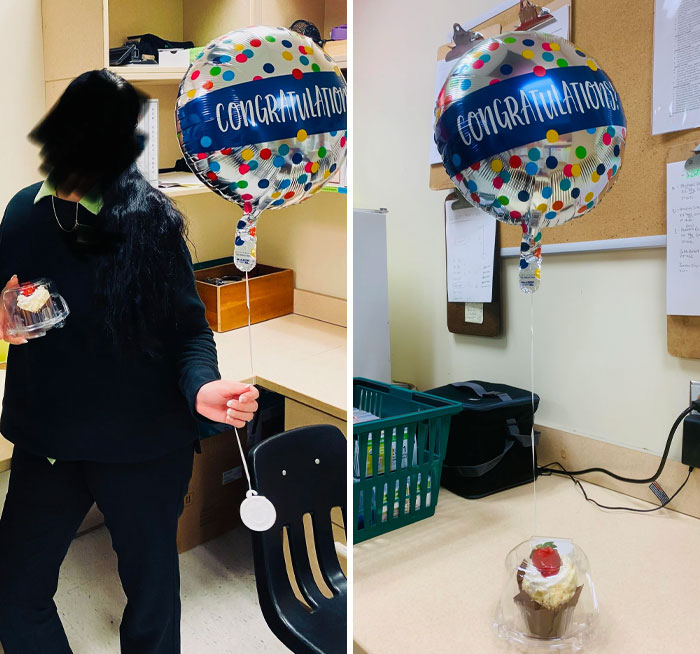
left=538, top=402, right=698, bottom=512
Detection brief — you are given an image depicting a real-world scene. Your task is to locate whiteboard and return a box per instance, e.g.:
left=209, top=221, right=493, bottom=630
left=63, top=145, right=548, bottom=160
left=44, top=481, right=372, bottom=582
left=353, top=208, right=391, bottom=383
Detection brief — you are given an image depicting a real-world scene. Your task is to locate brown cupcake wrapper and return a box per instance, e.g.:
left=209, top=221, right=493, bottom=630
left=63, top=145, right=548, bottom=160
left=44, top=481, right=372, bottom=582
left=514, top=584, right=583, bottom=639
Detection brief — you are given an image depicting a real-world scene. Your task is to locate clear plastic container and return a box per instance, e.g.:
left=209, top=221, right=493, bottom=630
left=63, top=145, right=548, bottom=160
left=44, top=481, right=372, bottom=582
left=494, top=537, right=599, bottom=652
left=2, top=279, right=70, bottom=340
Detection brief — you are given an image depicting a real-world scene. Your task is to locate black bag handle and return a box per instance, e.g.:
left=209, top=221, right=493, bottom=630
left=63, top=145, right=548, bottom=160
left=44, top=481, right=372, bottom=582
left=443, top=420, right=539, bottom=478
left=450, top=381, right=512, bottom=403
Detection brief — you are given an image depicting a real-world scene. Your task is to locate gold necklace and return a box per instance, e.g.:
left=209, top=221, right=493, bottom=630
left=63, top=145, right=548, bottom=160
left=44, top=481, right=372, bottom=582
left=51, top=195, right=79, bottom=232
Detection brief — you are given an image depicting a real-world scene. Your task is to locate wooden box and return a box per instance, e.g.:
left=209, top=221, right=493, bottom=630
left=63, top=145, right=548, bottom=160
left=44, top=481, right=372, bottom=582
left=195, top=263, right=294, bottom=332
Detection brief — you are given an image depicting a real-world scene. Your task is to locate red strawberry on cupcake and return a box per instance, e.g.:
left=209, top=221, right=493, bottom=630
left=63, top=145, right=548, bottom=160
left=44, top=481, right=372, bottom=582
left=530, top=542, right=561, bottom=578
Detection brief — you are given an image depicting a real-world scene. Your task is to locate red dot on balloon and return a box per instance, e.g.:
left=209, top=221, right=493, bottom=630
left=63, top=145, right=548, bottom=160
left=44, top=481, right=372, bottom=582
left=298, top=46, right=307, bottom=53
left=602, top=133, right=612, bottom=145
left=292, top=68, right=303, bottom=79
left=250, top=39, right=262, bottom=47
left=260, top=148, right=272, bottom=160
left=493, top=176, right=504, bottom=189
left=622, top=128, right=626, bottom=139
left=578, top=206, right=587, bottom=214
left=455, top=173, right=464, bottom=182
left=235, top=54, right=247, bottom=63
left=196, top=153, right=207, bottom=160
left=552, top=200, right=564, bottom=210
left=509, top=156, right=522, bottom=168
left=220, top=148, right=232, bottom=155
left=207, top=172, right=218, bottom=181
left=470, top=192, right=480, bottom=203
left=563, top=164, right=573, bottom=177
left=241, top=193, right=253, bottom=200
left=253, top=75, right=263, bottom=81
left=488, top=42, right=499, bottom=51
left=489, top=79, right=500, bottom=85
left=607, top=169, right=613, bottom=179
left=542, top=43, right=552, bottom=51
left=305, top=162, right=313, bottom=172
left=202, top=81, right=213, bottom=90
left=470, top=162, right=481, bottom=171
left=533, top=66, right=546, bottom=77
left=473, top=60, right=484, bottom=69
left=510, top=210, right=522, bottom=220
left=521, top=221, right=528, bottom=233
left=239, top=164, right=250, bottom=174
left=284, top=191, right=295, bottom=199
left=340, top=136, right=347, bottom=147
left=244, top=202, right=252, bottom=213
left=191, top=70, right=200, bottom=80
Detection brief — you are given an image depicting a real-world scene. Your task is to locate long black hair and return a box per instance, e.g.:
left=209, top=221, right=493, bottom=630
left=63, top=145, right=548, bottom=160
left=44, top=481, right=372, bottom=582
left=30, top=69, right=187, bottom=356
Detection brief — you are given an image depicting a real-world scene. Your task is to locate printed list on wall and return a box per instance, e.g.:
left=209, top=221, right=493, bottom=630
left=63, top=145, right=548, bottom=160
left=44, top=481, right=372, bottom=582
left=667, top=160, right=700, bottom=315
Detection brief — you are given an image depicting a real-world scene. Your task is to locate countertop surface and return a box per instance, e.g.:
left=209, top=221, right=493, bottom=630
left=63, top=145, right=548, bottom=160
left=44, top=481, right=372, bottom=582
left=0, top=313, right=346, bottom=470
left=353, top=475, right=700, bottom=654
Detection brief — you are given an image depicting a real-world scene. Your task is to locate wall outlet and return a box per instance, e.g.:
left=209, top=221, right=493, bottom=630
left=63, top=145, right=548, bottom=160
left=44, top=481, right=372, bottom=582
left=691, top=381, right=700, bottom=413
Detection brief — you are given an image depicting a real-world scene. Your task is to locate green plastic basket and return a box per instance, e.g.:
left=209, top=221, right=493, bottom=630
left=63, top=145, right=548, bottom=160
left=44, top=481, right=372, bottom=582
left=353, top=378, right=462, bottom=543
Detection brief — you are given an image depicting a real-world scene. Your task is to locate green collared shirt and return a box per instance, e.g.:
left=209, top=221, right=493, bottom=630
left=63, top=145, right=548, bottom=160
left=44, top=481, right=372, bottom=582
left=34, top=177, right=103, bottom=215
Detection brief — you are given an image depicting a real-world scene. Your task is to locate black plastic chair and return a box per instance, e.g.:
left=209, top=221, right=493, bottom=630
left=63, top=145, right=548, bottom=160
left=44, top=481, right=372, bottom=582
left=249, top=425, right=347, bottom=654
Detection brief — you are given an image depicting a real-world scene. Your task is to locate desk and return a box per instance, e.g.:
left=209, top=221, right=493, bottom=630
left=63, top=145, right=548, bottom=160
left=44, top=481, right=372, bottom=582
left=353, top=476, right=700, bottom=654
left=0, top=313, right=346, bottom=471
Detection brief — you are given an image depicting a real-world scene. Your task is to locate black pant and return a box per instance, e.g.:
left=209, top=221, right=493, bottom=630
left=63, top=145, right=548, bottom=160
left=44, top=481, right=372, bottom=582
left=0, top=442, right=195, bottom=654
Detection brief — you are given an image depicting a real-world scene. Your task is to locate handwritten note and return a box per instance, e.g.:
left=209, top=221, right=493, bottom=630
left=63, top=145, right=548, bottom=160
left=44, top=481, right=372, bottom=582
left=446, top=200, right=495, bottom=303
left=667, top=160, right=700, bottom=315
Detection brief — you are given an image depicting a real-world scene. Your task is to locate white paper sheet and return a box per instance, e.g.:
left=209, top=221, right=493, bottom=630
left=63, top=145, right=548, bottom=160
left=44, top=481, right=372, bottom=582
left=446, top=201, right=496, bottom=303
left=532, top=5, right=570, bottom=39
left=653, top=0, right=700, bottom=135
left=666, top=160, right=700, bottom=315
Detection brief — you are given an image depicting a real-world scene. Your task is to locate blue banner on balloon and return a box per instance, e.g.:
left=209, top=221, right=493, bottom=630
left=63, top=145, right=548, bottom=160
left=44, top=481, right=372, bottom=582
left=178, top=70, right=347, bottom=154
left=435, top=65, right=626, bottom=178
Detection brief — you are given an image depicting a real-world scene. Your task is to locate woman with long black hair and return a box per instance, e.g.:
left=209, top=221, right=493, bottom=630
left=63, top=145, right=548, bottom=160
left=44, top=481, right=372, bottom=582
left=0, top=69, right=259, bottom=653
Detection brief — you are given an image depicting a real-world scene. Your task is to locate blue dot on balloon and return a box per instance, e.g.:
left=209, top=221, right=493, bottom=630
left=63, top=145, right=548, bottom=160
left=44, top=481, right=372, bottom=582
left=229, top=182, right=238, bottom=190
left=237, top=220, right=246, bottom=229
left=528, top=148, right=540, bottom=161
left=612, top=164, right=618, bottom=175
left=525, top=162, right=538, bottom=175
left=542, top=186, right=553, bottom=199
left=219, top=55, right=232, bottom=63
left=209, top=161, right=221, bottom=172
left=596, top=163, right=606, bottom=175
left=467, top=180, right=477, bottom=192
left=613, top=145, right=620, bottom=157
left=258, top=179, right=269, bottom=188
left=280, top=179, right=291, bottom=189
left=520, top=259, right=529, bottom=269
left=461, top=79, right=471, bottom=91
left=546, top=156, right=558, bottom=169
left=330, top=163, right=337, bottom=172
left=452, top=153, right=461, bottom=167
left=521, top=242, right=530, bottom=252
left=200, top=136, right=212, bottom=148
left=248, top=160, right=258, bottom=170
left=272, top=199, right=285, bottom=206
left=501, top=171, right=511, bottom=183
left=571, top=187, right=581, bottom=199
left=523, top=38, right=535, bottom=46
left=518, top=190, right=529, bottom=202
left=243, top=49, right=254, bottom=57
left=330, top=131, right=337, bottom=137
left=545, top=211, right=557, bottom=220
left=278, top=144, right=290, bottom=156
left=586, top=127, right=596, bottom=134
left=542, top=52, right=554, bottom=62
left=235, top=237, right=244, bottom=246
left=607, top=126, right=616, bottom=136
left=297, top=174, right=308, bottom=184
left=500, top=64, right=513, bottom=75
left=560, top=179, right=572, bottom=191
left=282, top=39, right=292, bottom=48
left=273, top=156, right=285, bottom=167
left=263, top=63, right=275, bottom=73
left=300, top=55, right=309, bottom=65
left=480, top=54, right=491, bottom=62
left=222, top=71, right=235, bottom=81
left=575, top=49, right=586, bottom=57
left=304, top=183, right=313, bottom=191
left=292, top=152, right=303, bottom=164
left=587, top=201, right=595, bottom=209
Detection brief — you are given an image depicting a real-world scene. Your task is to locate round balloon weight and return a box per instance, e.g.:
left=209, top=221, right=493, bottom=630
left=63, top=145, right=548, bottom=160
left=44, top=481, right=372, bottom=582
left=434, top=31, right=626, bottom=292
left=177, top=26, right=347, bottom=271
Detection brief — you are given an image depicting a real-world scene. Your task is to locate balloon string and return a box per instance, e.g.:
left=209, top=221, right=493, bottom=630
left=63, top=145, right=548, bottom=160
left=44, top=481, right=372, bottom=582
left=234, top=426, right=253, bottom=492
left=530, top=292, right=537, bottom=536
left=245, top=270, right=256, bottom=385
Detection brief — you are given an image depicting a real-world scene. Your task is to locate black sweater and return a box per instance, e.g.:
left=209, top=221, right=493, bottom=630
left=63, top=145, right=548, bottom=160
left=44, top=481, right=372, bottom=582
left=0, top=183, right=221, bottom=462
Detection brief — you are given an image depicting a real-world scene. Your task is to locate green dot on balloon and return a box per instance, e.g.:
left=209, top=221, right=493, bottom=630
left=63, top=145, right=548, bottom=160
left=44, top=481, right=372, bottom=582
left=556, top=58, right=568, bottom=67
left=318, top=147, right=327, bottom=157
left=265, top=35, right=276, bottom=42
left=504, top=37, right=516, bottom=43
left=534, top=232, right=542, bottom=242
left=311, top=63, right=321, bottom=72
left=497, top=195, right=509, bottom=205
left=210, top=66, right=221, bottom=76
left=575, top=146, right=587, bottom=159
left=237, top=180, right=248, bottom=188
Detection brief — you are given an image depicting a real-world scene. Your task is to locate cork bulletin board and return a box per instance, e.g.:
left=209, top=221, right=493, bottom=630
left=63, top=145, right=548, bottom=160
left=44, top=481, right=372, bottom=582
left=431, top=0, right=700, bottom=250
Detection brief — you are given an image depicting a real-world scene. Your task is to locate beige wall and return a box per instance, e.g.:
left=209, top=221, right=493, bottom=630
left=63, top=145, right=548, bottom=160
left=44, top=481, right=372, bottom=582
left=354, top=0, right=700, bottom=460
left=0, top=0, right=45, bottom=213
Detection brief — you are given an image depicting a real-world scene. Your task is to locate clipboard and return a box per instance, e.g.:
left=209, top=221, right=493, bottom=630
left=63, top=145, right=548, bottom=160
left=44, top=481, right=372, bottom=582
left=444, top=192, right=502, bottom=336
left=666, top=141, right=700, bottom=359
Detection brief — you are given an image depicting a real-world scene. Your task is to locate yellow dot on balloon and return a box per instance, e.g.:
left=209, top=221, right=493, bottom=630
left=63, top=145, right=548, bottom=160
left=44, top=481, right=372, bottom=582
left=297, top=129, right=308, bottom=141
left=546, top=129, right=559, bottom=143
left=550, top=43, right=560, bottom=51
left=491, top=159, right=503, bottom=173
left=305, top=46, right=314, bottom=54
left=587, top=59, right=598, bottom=71
left=535, top=269, right=541, bottom=279
left=570, top=164, right=581, bottom=177
left=537, top=203, right=547, bottom=212
left=271, top=191, right=281, bottom=199
left=311, top=162, right=320, bottom=173
left=241, top=148, right=254, bottom=160
left=323, top=170, right=331, bottom=179
left=187, top=89, right=196, bottom=98
left=591, top=171, right=600, bottom=182
left=282, top=51, right=293, bottom=60
left=522, top=49, right=535, bottom=59
left=234, top=44, right=245, bottom=51
left=311, top=186, right=322, bottom=194
left=585, top=191, right=594, bottom=202
left=334, top=66, right=342, bottom=76
left=250, top=248, right=256, bottom=258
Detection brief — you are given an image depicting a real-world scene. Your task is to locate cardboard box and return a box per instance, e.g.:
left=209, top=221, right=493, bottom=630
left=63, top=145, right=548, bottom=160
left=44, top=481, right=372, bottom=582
left=158, top=48, right=190, bottom=67
left=194, top=263, right=294, bottom=332
left=177, top=429, right=248, bottom=554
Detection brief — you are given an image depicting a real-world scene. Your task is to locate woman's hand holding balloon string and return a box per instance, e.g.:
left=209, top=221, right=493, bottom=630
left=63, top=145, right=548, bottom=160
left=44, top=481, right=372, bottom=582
left=195, top=380, right=259, bottom=428
left=0, top=275, right=28, bottom=345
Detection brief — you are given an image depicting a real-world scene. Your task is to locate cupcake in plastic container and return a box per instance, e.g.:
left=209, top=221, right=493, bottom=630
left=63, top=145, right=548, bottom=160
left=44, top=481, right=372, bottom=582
left=494, top=537, right=598, bottom=652
left=2, top=279, right=70, bottom=340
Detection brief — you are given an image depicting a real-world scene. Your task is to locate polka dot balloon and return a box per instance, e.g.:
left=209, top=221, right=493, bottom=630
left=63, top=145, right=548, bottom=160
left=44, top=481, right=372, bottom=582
left=177, top=26, right=347, bottom=271
left=434, top=31, right=626, bottom=292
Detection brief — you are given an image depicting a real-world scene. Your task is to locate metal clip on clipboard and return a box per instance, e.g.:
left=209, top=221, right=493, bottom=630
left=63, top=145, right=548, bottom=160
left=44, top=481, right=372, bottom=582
left=445, top=24, right=484, bottom=61
left=685, top=144, right=700, bottom=173
left=515, top=0, right=556, bottom=31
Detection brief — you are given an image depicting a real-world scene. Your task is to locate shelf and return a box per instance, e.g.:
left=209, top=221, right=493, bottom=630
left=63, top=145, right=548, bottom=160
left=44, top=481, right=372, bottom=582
left=108, top=65, right=188, bottom=84
left=155, top=172, right=208, bottom=197
left=323, top=39, right=347, bottom=68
